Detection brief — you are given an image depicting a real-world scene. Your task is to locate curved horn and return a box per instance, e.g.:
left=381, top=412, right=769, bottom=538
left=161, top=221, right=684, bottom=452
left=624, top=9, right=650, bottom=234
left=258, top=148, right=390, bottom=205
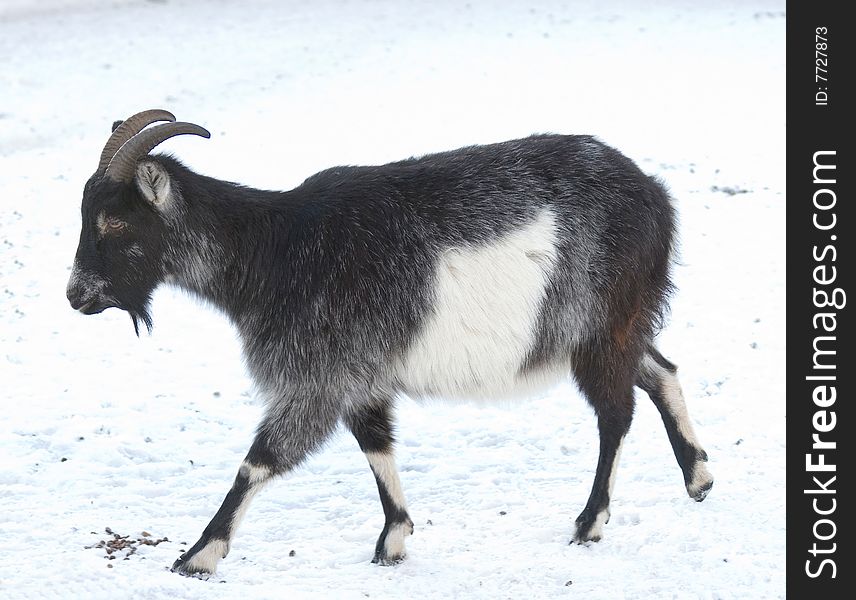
left=97, top=109, right=176, bottom=174
left=104, top=122, right=211, bottom=182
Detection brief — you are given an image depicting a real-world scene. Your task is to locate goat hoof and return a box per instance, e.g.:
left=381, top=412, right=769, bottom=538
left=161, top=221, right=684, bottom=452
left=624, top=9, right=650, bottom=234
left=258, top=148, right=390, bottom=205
left=572, top=509, right=607, bottom=544
left=571, top=530, right=602, bottom=544
left=171, top=555, right=213, bottom=579
left=371, top=518, right=413, bottom=565
left=572, top=525, right=602, bottom=544
left=169, top=537, right=227, bottom=577
left=690, top=479, right=714, bottom=502
left=169, top=548, right=221, bottom=579
left=372, top=551, right=406, bottom=566
left=687, top=462, right=714, bottom=502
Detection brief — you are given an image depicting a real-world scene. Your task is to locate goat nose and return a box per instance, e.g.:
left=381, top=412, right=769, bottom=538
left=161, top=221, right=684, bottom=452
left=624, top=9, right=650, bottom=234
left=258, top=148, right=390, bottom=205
left=67, top=285, right=86, bottom=310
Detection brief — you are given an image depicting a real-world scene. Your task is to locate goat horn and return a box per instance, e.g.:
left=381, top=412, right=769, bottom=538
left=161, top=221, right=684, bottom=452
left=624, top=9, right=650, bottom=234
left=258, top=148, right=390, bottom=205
left=97, top=109, right=176, bottom=174
left=104, top=122, right=211, bottom=182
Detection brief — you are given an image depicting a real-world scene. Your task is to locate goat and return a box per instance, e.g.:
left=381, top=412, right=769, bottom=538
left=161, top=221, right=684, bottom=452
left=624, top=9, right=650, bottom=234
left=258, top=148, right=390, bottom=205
left=67, top=109, right=713, bottom=576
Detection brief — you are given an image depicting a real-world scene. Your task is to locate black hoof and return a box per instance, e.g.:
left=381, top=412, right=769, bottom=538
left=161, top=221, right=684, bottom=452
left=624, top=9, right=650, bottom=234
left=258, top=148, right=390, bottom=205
left=170, top=555, right=212, bottom=579
left=572, top=509, right=605, bottom=544
left=571, top=529, right=602, bottom=544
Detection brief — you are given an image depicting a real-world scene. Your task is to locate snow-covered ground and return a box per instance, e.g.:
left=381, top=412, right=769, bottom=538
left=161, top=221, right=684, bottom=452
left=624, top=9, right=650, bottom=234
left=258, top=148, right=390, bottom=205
left=0, top=1, right=785, bottom=598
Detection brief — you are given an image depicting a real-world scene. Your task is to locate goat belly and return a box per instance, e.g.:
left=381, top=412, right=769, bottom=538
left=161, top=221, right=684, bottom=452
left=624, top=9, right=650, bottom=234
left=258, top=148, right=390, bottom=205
left=396, top=208, right=566, bottom=401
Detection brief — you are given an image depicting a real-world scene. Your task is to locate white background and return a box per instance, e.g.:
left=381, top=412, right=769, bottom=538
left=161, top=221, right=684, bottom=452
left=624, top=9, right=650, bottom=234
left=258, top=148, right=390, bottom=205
left=0, top=1, right=784, bottom=598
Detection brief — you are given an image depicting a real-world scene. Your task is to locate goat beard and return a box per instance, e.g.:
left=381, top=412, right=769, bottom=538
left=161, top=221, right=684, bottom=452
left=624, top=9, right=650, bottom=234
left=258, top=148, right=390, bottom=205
left=128, top=306, right=154, bottom=337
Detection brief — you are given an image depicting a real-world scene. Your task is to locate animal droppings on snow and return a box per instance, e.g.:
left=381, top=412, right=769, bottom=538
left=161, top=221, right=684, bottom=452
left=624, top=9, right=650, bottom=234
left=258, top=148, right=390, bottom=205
left=85, top=528, right=170, bottom=563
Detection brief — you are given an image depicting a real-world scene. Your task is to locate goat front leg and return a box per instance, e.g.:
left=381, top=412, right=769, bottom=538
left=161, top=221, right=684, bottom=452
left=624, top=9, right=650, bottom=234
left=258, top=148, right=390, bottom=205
left=171, top=399, right=339, bottom=577
left=345, top=400, right=414, bottom=565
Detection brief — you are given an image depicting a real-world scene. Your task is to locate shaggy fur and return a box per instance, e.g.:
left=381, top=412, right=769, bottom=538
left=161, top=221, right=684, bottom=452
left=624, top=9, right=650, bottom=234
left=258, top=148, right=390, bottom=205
left=67, top=122, right=712, bottom=576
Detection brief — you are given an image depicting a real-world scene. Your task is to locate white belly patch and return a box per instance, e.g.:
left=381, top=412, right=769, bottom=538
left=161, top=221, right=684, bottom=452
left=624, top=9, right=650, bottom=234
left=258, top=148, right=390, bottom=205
left=397, top=209, right=561, bottom=400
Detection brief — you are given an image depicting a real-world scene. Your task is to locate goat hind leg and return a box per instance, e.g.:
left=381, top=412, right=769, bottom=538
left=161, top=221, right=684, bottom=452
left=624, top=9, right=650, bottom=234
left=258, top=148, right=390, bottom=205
left=637, top=346, right=713, bottom=501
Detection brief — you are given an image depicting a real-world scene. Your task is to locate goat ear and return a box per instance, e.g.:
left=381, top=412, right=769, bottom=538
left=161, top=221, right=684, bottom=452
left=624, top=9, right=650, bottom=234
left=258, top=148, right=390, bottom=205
left=135, top=161, right=174, bottom=210
left=111, top=119, right=123, bottom=132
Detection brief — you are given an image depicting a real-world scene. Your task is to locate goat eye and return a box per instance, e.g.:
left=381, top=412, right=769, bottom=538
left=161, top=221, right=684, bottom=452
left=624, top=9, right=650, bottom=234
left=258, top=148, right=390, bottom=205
left=105, top=217, right=125, bottom=232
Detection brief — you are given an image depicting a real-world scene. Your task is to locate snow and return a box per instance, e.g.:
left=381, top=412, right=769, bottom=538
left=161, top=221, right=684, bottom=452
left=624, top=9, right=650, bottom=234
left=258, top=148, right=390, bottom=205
left=0, top=1, right=784, bottom=598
